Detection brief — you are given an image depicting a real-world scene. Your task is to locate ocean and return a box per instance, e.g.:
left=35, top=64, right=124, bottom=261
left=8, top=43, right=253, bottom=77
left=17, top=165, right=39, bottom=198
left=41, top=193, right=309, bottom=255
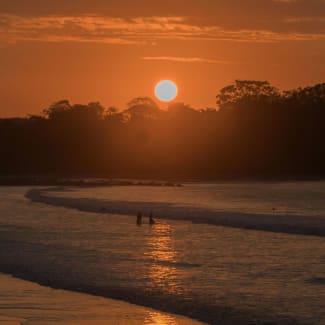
left=0, top=182, right=325, bottom=324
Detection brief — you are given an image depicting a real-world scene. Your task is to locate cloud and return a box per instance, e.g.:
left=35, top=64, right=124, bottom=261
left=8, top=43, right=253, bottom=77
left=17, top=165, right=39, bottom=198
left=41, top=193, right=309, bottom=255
left=1, top=14, right=325, bottom=46
left=272, top=0, right=297, bottom=3
left=141, top=56, right=232, bottom=64
left=1, top=1, right=325, bottom=34
left=284, top=16, right=325, bottom=22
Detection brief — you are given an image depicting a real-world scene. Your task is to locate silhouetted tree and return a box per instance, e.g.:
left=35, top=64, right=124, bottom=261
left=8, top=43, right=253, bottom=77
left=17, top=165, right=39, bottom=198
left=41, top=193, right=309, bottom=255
left=43, top=100, right=72, bottom=119
left=217, top=80, right=281, bottom=110
left=123, top=97, right=161, bottom=121
left=1, top=81, right=325, bottom=179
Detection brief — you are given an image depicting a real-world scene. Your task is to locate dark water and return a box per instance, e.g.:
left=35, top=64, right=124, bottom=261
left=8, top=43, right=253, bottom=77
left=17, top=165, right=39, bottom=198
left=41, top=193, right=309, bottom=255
left=1, top=184, right=325, bottom=324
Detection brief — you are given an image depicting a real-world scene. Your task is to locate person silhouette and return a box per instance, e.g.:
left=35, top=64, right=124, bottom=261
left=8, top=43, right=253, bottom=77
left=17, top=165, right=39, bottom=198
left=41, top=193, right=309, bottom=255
left=136, top=211, right=142, bottom=226
left=149, top=211, right=155, bottom=225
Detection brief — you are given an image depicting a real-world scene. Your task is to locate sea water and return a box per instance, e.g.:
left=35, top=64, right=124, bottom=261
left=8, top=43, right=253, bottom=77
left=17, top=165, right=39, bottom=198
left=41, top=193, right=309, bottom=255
left=0, top=183, right=325, bottom=324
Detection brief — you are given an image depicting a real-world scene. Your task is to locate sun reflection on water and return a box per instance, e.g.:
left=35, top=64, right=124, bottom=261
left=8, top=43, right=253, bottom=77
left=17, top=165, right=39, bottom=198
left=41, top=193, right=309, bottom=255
left=147, top=223, right=177, bottom=262
left=145, top=223, right=180, bottom=294
left=144, top=311, right=178, bottom=325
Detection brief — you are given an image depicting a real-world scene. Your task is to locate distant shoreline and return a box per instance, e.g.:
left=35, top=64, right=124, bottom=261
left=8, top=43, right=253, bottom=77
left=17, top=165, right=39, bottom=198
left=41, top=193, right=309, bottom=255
left=0, top=176, right=183, bottom=187
left=1, top=175, right=325, bottom=186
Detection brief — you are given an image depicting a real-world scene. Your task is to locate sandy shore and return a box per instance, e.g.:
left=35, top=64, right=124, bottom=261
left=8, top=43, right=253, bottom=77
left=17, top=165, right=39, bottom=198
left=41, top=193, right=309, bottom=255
left=0, top=273, right=205, bottom=325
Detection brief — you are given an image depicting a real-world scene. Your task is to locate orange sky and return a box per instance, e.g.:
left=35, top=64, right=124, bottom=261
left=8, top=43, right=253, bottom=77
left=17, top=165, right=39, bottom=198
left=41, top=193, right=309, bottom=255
left=0, top=0, right=324, bottom=117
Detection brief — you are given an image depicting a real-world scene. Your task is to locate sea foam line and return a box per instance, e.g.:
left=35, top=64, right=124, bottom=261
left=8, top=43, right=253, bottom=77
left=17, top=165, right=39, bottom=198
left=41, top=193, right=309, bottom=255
left=26, top=188, right=325, bottom=237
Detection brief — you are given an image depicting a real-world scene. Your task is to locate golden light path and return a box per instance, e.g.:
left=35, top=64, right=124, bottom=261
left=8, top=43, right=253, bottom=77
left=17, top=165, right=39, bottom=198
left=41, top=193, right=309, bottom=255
left=155, top=80, right=178, bottom=102
left=145, top=223, right=179, bottom=297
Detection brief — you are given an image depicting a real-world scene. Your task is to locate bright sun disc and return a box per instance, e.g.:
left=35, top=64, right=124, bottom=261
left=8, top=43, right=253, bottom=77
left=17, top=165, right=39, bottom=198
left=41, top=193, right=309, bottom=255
left=154, top=80, right=178, bottom=102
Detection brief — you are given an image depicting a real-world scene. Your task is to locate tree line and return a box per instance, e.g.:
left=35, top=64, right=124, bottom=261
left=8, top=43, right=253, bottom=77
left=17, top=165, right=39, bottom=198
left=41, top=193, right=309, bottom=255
left=1, top=80, right=325, bottom=179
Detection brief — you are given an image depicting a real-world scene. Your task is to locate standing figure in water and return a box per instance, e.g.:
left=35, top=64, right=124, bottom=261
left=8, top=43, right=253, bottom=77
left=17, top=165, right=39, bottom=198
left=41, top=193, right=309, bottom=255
left=149, top=211, right=155, bottom=225
left=136, top=211, right=142, bottom=226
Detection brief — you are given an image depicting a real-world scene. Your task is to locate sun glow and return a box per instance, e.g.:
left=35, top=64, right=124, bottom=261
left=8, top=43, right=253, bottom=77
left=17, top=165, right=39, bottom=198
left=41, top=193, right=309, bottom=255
left=154, top=80, right=178, bottom=102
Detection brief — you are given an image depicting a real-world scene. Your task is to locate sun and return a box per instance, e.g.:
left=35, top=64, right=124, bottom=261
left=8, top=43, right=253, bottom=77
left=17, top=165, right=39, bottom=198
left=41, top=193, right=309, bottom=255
left=154, top=80, right=178, bottom=102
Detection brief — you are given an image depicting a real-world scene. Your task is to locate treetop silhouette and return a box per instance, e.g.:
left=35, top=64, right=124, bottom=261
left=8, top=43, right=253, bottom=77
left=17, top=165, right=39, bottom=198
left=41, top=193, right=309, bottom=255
left=1, top=80, right=324, bottom=179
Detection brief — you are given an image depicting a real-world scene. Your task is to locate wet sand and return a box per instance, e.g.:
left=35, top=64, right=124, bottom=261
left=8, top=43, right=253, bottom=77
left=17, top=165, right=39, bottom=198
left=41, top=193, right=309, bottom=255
left=0, top=274, right=205, bottom=325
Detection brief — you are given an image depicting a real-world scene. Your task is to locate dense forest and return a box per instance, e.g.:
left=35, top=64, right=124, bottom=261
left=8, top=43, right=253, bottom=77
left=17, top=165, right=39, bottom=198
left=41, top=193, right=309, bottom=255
left=1, top=80, right=325, bottom=180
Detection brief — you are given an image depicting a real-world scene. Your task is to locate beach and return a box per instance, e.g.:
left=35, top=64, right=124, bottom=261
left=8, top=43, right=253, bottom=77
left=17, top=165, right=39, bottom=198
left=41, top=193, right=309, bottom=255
left=1, top=184, right=325, bottom=324
left=0, top=273, right=204, bottom=325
